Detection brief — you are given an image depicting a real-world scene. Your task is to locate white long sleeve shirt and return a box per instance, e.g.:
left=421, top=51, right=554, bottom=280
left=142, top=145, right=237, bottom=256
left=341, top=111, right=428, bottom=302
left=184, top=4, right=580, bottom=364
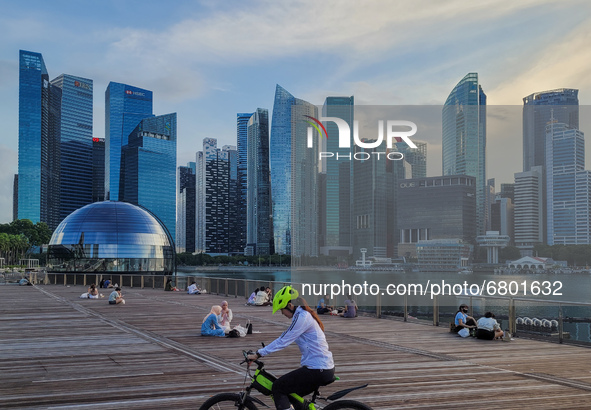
left=258, top=307, right=334, bottom=369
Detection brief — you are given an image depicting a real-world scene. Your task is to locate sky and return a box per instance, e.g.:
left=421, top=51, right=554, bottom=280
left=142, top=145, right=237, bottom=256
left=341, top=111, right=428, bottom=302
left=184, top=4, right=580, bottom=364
left=1, top=0, right=591, bottom=224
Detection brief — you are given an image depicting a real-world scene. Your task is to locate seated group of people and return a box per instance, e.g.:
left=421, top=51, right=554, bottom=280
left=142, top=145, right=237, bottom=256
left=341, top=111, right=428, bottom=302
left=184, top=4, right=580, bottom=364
left=246, top=286, right=273, bottom=306
left=454, top=304, right=505, bottom=340
left=201, top=300, right=235, bottom=337
left=317, top=295, right=357, bottom=318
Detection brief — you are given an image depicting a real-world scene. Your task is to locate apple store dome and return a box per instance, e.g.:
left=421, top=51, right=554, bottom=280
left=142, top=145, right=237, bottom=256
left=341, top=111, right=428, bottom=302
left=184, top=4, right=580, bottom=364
left=47, top=201, right=174, bottom=274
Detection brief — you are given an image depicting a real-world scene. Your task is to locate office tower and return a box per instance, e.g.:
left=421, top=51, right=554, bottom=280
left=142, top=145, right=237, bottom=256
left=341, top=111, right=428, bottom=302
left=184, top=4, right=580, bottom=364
left=120, top=113, right=177, bottom=240
left=500, top=183, right=515, bottom=201
left=105, top=82, right=153, bottom=201
left=491, top=197, right=514, bottom=244
left=523, top=88, right=579, bottom=244
left=223, top=144, right=242, bottom=255
left=397, top=175, right=477, bottom=258
left=177, top=162, right=196, bottom=253
left=320, top=96, right=353, bottom=257
left=352, top=143, right=397, bottom=260
left=514, top=166, right=544, bottom=256
left=17, top=50, right=61, bottom=230
left=546, top=122, right=590, bottom=244
left=237, top=112, right=253, bottom=254
left=13, top=175, right=18, bottom=221
left=92, top=137, right=105, bottom=202
left=51, top=74, right=93, bottom=220
left=245, top=108, right=273, bottom=255
left=195, top=139, right=241, bottom=254
left=523, top=89, right=579, bottom=172
left=442, top=73, right=487, bottom=235
left=270, top=85, right=319, bottom=259
left=395, top=140, right=427, bottom=178
left=486, top=178, right=496, bottom=231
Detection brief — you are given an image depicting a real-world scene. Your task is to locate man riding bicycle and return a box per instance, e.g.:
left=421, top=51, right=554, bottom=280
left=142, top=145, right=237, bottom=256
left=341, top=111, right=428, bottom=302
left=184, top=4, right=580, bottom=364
left=247, top=286, right=335, bottom=410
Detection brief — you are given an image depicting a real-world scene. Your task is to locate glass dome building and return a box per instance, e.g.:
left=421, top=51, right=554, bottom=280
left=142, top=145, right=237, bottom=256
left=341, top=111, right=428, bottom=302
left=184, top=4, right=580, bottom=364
left=47, top=201, right=174, bottom=274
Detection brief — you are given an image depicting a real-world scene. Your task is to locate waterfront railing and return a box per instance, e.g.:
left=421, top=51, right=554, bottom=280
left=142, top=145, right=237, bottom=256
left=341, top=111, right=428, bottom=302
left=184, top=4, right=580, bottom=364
left=5, top=271, right=590, bottom=346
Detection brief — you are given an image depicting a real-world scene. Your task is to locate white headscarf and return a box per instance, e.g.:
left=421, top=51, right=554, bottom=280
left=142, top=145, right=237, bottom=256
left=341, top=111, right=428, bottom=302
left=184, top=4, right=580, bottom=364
left=203, top=305, right=222, bottom=323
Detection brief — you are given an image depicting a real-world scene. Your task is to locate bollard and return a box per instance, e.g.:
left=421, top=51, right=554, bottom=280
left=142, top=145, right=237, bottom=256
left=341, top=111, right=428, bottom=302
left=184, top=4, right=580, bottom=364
left=404, top=294, right=408, bottom=322
left=433, top=294, right=439, bottom=326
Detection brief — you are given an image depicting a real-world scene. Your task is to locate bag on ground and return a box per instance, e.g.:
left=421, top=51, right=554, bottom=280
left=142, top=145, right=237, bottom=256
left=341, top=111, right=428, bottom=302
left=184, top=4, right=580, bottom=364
left=458, top=328, right=470, bottom=338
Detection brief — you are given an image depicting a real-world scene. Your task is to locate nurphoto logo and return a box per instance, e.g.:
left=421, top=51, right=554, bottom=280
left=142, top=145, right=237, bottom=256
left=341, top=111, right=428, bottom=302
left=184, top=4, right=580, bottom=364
left=305, top=115, right=418, bottom=161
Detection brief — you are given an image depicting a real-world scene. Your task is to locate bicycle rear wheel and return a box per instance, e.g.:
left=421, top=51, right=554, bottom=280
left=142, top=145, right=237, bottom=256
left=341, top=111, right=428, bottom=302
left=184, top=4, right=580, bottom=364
left=198, top=393, right=259, bottom=410
left=323, top=399, right=373, bottom=410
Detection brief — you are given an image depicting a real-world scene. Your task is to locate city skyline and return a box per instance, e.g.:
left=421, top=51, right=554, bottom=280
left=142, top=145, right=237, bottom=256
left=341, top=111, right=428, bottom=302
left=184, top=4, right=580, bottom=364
left=2, top=1, right=591, bottom=224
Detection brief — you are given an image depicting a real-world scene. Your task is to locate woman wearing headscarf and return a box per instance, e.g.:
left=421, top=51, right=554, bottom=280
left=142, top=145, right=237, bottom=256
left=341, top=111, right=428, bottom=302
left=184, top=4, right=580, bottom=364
left=218, top=300, right=233, bottom=331
left=201, top=305, right=225, bottom=337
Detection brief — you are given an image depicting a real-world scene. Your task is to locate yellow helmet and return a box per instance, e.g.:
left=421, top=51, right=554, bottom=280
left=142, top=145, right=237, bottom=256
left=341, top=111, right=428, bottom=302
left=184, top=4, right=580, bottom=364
left=272, top=286, right=299, bottom=314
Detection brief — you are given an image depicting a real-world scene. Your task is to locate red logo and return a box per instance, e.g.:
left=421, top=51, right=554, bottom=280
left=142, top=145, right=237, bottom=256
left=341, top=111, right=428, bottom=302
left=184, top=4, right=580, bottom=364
left=74, top=81, right=80, bottom=87
left=125, top=90, right=132, bottom=95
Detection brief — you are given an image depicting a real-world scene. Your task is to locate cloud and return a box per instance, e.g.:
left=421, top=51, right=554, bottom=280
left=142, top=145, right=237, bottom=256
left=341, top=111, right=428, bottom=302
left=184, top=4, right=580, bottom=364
left=487, top=20, right=591, bottom=104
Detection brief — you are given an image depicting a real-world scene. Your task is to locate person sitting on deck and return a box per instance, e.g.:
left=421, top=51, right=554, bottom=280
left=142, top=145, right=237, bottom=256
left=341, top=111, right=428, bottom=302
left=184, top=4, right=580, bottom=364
left=187, top=281, right=201, bottom=294
left=88, top=284, right=99, bottom=299
left=254, top=287, right=272, bottom=306
left=316, top=295, right=333, bottom=315
left=201, top=306, right=225, bottom=337
left=476, top=311, right=505, bottom=340
left=103, top=279, right=114, bottom=288
left=218, top=300, right=233, bottom=331
left=108, top=287, right=125, bottom=305
left=338, top=295, right=357, bottom=318
left=165, top=278, right=179, bottom=291
left=246, top=287, right=260, bottom=305
left=453, top=304, right=477, bottom=335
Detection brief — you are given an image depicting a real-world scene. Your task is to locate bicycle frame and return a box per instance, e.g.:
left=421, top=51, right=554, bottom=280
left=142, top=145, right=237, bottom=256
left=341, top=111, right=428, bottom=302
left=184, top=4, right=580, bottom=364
left=242, top=351, right=368, bottom=410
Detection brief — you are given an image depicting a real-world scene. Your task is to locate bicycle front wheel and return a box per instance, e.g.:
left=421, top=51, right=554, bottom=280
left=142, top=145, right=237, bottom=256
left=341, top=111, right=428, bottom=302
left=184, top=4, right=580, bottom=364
left=323, top=399, right=373, bottom=410
left=198, top=393, right=259, bottom=410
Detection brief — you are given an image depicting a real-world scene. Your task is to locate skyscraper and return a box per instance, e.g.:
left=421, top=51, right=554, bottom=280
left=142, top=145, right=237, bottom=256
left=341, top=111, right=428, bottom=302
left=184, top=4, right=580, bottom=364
left=105, top=82, right=153, bottom=201
left=442, top=73, right=486, bottom=236
left=545, top=122, right=590, bottom=245
left=320, top=97, right=353, bottom=256
left=514, top=166, right=544, bottom=256
left=120, top=113, right=177, bottom=240
left=176, top=162, right=196, bottom=253
left=17, top=50, right=61, bottom=229
left=395, top=140, right=427, bottom=179
left=195, top=139, right=241, bottom=254
left=246, top=108, right=273, bottom=256
left=270, top=85, right=319, bottom=259
left=523, top=89, right=579, bottom=172
left=237, top=112, right=253, bottom=253
left=522, top=88, right=579, bottom=244
left=51, top=74, right=93, bottom=220
left=92, top=137, right=105, bottom=202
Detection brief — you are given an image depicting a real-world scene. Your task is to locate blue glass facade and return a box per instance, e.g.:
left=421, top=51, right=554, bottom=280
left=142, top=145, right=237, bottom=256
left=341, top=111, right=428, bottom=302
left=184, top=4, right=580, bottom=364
left=270, top=85, right=295, bottom=255
left=120, top=113, right=177, bottom=242
left=546, top=122, right=588, bottom=245
left=442, top=73, right=486, bottom=236
left=18, top=50, right=62, bottom=230
left=105, top=82, right=153, bottom=201
left=51, top=74, right=93, bottom=221
left=237, top=112, right=253, bottom=253
left=246, top=108, right=273, bottom=255
left=47, top=201, right=174, bottom=274
left=322, top=97, right=353, bottom=250
left=92, top=138, right=105, bottom=202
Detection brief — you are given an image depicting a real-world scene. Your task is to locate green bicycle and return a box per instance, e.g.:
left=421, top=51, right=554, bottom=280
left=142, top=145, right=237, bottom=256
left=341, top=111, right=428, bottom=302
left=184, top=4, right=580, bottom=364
left=198, top=350, right=372, bottom=410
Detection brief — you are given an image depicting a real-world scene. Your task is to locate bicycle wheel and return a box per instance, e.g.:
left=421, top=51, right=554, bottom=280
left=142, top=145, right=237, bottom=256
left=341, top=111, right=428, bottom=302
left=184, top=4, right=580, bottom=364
left=323, top=399, right=373, bottom=410
left=198, top=393, right=259, bottom=410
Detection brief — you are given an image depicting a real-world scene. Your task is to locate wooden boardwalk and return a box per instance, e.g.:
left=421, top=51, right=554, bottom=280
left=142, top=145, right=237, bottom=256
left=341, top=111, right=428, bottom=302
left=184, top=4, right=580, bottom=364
left=1, top=284, right=591, bottom=409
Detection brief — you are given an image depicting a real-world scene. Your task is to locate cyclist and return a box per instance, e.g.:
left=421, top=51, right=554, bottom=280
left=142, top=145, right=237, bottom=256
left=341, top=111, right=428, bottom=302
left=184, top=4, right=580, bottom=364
left=247, top=286, right=335, bottom=410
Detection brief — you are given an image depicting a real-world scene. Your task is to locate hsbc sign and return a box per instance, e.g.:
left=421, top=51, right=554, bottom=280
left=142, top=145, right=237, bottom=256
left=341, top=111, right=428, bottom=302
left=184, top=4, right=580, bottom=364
left=125, top=90, right=146, bottom=97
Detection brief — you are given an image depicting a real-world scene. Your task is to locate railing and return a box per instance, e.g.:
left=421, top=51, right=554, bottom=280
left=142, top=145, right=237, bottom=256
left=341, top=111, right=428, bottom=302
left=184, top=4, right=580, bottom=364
left=20, top=272, right=591, bottom=346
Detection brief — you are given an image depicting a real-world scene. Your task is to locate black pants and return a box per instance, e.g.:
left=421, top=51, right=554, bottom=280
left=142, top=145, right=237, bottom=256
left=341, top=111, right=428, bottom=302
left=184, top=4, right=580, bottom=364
left=453, top=318, right=477, bottom=333
left=272, top=366, right=335, bottom=410
left=476, top=328, right=495, bottom=340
